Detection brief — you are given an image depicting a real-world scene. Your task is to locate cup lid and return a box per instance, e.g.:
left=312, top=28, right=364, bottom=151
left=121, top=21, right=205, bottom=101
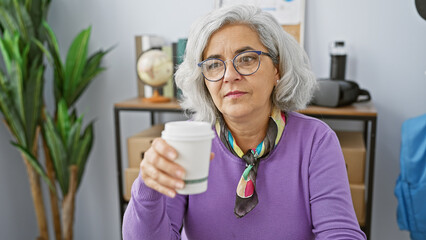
left=162, top=121, right=214, bottom=140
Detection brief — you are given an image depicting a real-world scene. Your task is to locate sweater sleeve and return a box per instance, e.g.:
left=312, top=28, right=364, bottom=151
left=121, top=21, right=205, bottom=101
left=309, top=130, right=367, bottom=240
left=122, top=174, right=187, bottom=240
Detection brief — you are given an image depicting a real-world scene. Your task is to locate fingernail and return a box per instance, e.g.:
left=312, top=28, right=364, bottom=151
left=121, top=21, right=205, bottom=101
left=175, top=182, right=184, bottom=189
left=176, top=170, right=185, bottom=179
left=168, top=151, right=177, bottom=160
left=169, top=191, right=176, bottom=198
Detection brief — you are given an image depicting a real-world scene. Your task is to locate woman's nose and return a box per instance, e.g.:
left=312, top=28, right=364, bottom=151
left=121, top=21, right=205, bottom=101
left=223, top=60, right=241, bottom=83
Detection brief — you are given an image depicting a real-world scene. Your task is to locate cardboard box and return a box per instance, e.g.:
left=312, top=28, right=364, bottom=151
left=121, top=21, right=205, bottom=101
left=127, top=124, right=165, bottom=168
left=335, top=131, right=366, bottom=184
left=124, top=168, right=140, bottom=201
left=350, top=183, right=366, bottom=226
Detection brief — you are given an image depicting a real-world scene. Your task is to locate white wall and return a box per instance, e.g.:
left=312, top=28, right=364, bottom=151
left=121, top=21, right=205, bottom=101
left=305, top=1, right=426, bottom=239
left=0, top=0, right=425, bottom=239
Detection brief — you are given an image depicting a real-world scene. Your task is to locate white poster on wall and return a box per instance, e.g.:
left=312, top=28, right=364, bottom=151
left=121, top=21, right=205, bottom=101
left=215, top=0, right=302, bottom=25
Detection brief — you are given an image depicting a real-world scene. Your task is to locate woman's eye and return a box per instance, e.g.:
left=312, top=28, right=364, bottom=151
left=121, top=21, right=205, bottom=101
left=207, top=62, right=221, bottom=70
left=238, top=55, right=257, bottom=65
left=241, top=56, right=254, bottom=62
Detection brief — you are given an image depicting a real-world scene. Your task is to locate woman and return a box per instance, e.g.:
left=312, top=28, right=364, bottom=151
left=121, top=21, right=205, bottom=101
left=123, top=5, right=366, bottom=240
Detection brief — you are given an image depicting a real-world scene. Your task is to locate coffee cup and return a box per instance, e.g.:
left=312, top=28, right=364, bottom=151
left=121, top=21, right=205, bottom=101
left=161, top=121, right=215, bottom=195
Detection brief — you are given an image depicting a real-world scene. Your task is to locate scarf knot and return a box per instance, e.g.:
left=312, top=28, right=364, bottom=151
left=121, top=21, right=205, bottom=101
left=243, top=150, right=258, bottom=166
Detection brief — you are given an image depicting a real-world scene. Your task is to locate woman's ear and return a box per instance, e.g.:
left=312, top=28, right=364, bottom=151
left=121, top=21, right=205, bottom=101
left=274, top=67, right=280, bottom=86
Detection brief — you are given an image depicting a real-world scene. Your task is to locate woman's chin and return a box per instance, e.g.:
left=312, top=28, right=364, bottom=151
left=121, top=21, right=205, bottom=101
left=221, top=107, right=253, bottom=120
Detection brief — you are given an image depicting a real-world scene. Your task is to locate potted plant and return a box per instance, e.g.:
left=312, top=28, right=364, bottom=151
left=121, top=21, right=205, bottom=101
left=0, top=0, right=110, bottom=239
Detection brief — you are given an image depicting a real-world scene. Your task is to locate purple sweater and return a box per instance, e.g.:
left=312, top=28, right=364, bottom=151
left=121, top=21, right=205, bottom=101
left=122, top=112, right=367, bottom=240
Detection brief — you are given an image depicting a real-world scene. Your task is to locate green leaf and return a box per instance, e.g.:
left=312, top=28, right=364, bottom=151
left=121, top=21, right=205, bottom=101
left=0, top=0, right=12, bottom=7
left=10, top=32, right=22, bottom=61
left=42, top=111, right=68, bottom=194
left=0, top=31, right=24, bottom=75
left=12, top=142, right=56, bottom=192
left=67, top=114, right=83, bottom=164
left=69, top=67, right=104, bottom=105
left=69, top=48, right=110, bottom=105
left=12, top=0, right=34, bottom=41
left=64, top=26, right=90, bottom=106
left=0, top=31, right=13, bottom=73
left=0, top=7, right=19, bottom=34
left=32, top=37, right=54, bottom=65
left=23, top=60, right=43, bottom=145
left=9, top=62, right=25, bottom=126
left=56, top=99, right=70, bottom=143
left=76, top=122, right=93, bottom=186
left=82, top=49, right=109, bottom=80
left=2, top=32, right=23, bottom=67
left=25, top=0, right=50, bottom=39
left=0, top=70, right=6, bottom=87
left=34, top=0, right=50, bottom=30
left=41, top=21, right=61, bottom=66
left=24, top=0, right=32, bottom=12
left=0, top=27, right=42, bottom=150
left=20, top=43, right=30, bottom=83
left=0, top=82, right=26, bottom=145
left=41, top=21, right=64, bottom=102
left=0, top=72, right=27, bottom=145
left=69, top=108, right=77, bottom=122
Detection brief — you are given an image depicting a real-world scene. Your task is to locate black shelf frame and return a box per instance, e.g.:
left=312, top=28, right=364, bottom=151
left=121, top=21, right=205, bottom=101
left=305, top=113, right=377, bottom=238
left=114, top=106, right=183, bottom=228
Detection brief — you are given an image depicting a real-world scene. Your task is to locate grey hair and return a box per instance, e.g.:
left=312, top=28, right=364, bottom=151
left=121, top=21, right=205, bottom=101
left=175, top=4, right=317, bottom=124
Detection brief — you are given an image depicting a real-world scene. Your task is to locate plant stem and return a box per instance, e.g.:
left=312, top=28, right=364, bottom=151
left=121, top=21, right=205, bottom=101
left=21, top=125, right=49, bottom=240
left=62, top=165, right=78, bottom=240
left=22, top=156, right=49, bottom=240
left=42, top=107, right=62, bottom=240
left=43, top=139, right=62, bottom=240
left=3, top=120, right=49, bottom=240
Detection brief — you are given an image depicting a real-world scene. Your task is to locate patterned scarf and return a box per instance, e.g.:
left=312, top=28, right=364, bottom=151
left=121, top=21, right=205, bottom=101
left=215, top=107, right=286, bottom=218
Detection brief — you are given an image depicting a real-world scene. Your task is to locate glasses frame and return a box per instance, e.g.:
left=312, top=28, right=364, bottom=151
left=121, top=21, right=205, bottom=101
left=197, top=50, right=272, bottom=82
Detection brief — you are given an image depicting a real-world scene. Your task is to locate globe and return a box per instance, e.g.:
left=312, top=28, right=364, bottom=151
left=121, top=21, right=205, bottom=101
left=136, top=49, right=173, bottom=102
left=137, top=49, right=173, bottom=87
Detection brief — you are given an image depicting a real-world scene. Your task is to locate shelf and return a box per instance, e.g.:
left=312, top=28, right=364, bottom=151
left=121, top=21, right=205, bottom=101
left=114, top=98, right=182, bottom=111
left=115, top=97, right=377, bottom=117
left=299, top=102, right=377, bottom=117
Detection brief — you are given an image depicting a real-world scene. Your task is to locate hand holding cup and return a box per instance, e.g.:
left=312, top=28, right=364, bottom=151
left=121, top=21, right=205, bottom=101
left=140, top=138, right=186, bottom=198
left=140, top=121, right=215, bottom=197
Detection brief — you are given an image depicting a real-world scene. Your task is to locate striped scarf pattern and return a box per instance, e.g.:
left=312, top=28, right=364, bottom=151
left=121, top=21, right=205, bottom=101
left=215, top=107, right=286, bottom=218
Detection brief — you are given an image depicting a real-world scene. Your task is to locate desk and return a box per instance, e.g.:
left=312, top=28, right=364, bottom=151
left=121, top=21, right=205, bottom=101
left=114, top=98, right=377, bottom=238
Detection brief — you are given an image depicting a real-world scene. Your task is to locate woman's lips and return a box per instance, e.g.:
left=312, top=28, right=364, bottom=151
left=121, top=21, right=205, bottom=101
left=225, top=91, right=247, bottom=98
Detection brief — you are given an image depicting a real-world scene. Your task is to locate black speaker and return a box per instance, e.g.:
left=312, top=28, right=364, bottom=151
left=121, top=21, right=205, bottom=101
left=311, top=79, right=371, bottom=108
left=416, top=0, right=426, bottom=20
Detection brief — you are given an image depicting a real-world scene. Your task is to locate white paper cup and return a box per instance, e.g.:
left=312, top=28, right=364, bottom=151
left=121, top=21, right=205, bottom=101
left=162, top=121, right=215, bottom=195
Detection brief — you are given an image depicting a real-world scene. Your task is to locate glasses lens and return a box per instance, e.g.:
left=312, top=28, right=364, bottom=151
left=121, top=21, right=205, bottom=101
left=200, top=51, right=262, bottom=81
left=201, top=59, right=225, bottom=81
left=234, top=52, right=260, bottom=75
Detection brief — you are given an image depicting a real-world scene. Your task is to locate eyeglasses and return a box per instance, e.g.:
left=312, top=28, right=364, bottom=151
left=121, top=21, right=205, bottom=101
left=197, top=50, right=272, bottom=82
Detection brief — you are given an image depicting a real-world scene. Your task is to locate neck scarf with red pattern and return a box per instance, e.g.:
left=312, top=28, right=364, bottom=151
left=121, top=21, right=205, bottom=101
left=215, top=107, right=286, bottom=218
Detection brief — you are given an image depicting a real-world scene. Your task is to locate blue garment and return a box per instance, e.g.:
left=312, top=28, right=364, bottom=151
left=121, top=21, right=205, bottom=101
left=395, top=114, right=426, bottom=240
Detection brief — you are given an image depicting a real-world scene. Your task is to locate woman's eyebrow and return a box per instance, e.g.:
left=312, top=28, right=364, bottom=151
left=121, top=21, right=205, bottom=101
left=205, top=54, right=222, bottom=59
left=204, top=46, right=255, bottom=60
left=235, top=46, right=255, bottom=54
